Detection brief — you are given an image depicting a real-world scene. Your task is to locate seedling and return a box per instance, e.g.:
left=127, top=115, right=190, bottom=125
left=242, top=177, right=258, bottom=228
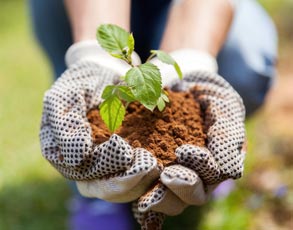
left=97, top=24, right=182, bottom=132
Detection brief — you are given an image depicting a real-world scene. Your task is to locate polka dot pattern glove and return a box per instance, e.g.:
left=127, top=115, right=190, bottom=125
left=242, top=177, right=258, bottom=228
left=39, top=41, right=161, bottom=202
left=133, top=51, right=246, bottom=227
left=172, top=71, right=246, bottom=182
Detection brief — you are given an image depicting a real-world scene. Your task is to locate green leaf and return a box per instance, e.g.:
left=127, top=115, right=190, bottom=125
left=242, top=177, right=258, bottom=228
left=101, top=85, right=116, bottom=99
left=151, top=50, right=175, bottom=65
left=144, top=103, right=157, bottom=111
left=157, top=96, right=166, bottom=112
left=127, top=33, right=134, bottom=58
left=156, top=91, right=169, bottom=112
left=110, top=53, right=124, bottom=59
left=99, top=95, right=125, bottom=132
left=116, top=86, right=136, bottom=102
left=125, top=63, right=162, bottom=110
left=174, top=62, right=183, bottom=79
left=151, top=50, right=183, bottom=79
left=97, top=24, right=130, bottom=59
left=161, top=91, right=170, bottom=103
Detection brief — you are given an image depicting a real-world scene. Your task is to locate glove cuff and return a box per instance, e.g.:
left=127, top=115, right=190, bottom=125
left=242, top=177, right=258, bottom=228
left=65, top=40, right=141, bottom=75
left=150, top=49, right=218, bottom=87
left=169, top=49, right=218, bottom=73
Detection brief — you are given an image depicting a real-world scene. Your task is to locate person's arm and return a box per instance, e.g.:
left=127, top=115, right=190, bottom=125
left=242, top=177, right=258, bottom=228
left=64, top=0, right=131, bottom=42
left=160, top=0, right=234, bottom=57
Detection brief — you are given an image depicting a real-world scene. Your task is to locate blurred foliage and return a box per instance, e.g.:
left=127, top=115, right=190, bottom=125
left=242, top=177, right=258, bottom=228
left=0, top=0, right=71, bottom=229
left=259, top=0, right=293, bottom=46
left=0, top=180, right=70, bottom=230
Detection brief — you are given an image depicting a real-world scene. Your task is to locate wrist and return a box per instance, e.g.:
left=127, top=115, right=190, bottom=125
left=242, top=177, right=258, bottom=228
left=65, top=40, right=141, bottom=75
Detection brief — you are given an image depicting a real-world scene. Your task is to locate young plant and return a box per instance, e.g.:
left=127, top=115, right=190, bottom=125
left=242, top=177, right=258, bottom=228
left=97, top=24, right=182, bottom=132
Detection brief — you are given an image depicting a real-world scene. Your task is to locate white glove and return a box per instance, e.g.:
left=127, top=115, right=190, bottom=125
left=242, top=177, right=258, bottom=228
left=150, top=48, right=218, bottom=86
left=133, top=49, right=246, bottom=227
left=40, top=40, right=162, bottom=202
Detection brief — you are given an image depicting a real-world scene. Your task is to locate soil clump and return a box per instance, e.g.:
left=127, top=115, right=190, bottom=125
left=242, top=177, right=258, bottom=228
left=87, top=89, right=206, bottom=166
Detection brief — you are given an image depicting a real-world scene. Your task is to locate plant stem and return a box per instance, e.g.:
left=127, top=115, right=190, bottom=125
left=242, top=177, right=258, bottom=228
left=145, top=52, right=156, bottom=63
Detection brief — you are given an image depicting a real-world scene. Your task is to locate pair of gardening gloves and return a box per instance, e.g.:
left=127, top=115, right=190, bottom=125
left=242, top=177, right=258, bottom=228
left=40, top=40, right=246, bottom=229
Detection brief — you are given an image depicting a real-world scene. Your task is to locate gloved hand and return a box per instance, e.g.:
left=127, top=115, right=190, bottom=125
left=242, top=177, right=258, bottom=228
left=39, top=40, right=162, bottom=202
left=132, top=49, right=246, bottom=227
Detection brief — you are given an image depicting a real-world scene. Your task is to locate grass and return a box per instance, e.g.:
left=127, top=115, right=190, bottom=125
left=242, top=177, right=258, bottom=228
left=0, top=1, right=70, bottom=229
left=1, top=1, right=291, bottom=230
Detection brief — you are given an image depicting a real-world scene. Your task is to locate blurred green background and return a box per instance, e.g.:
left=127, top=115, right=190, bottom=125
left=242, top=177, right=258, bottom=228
left=0, top=0, right=292, bottom=229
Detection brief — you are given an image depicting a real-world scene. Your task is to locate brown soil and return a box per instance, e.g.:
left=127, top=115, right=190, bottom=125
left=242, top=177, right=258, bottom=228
left=87, top=89, right=206, bottom=166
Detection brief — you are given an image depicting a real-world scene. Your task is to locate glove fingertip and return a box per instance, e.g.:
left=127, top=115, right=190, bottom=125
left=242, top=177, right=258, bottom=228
left=175, top=145, right=221, bottom=185
left=161, top=165, right=207, bottom=205
left=93, top=134, right=134, bottom=177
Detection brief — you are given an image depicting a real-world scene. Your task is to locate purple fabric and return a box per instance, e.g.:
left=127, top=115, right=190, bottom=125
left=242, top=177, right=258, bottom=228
left=68, top=197, right=133, bottom=230
left=212, top=179, right=236, bottom=199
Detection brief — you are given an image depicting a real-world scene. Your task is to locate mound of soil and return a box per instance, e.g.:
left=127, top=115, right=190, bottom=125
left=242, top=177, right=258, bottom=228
left=87, top=89, right=206, bottom=166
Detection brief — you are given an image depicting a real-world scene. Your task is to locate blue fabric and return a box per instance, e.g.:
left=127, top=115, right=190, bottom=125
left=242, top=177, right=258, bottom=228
left=29, top=0, right=72, bottom=79
left=29, top=0, right=277, bottom=229
left=131, top=0, right=172, bottom=62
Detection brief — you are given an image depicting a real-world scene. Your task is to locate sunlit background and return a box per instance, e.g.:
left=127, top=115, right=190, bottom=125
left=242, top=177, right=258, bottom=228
left=0, top=0, right=292, bottom=229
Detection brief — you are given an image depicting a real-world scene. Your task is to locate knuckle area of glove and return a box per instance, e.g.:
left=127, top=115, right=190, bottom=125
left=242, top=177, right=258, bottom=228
left=161, top=165, right=198, bottom=184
